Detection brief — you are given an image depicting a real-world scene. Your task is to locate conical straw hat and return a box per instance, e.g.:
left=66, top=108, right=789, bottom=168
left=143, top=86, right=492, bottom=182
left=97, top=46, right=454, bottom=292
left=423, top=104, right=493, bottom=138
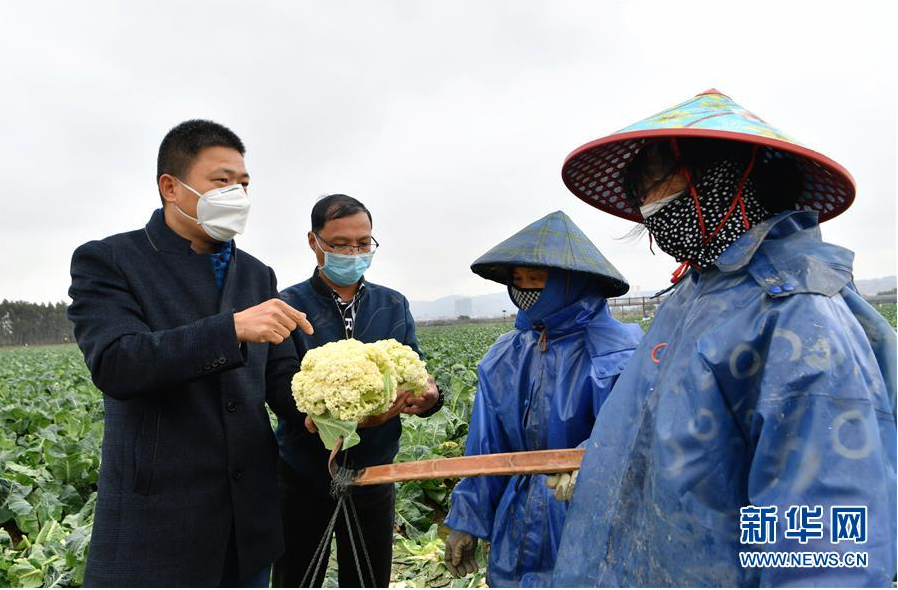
left=562, top=89, right=855, bottom=223
left=471, top=210, right=630, bottom=297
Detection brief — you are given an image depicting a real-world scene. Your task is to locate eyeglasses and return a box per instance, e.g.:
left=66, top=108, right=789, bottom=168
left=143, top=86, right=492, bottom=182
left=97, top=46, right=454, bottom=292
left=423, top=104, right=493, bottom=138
left=314, top=233, right=379, bottom=255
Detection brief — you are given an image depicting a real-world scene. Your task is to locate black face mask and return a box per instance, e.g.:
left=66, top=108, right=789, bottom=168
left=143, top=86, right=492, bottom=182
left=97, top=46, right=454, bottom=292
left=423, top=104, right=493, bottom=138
left=642, top=159, right=770, bottom=267
left=508, top=284, right=542, bottom=310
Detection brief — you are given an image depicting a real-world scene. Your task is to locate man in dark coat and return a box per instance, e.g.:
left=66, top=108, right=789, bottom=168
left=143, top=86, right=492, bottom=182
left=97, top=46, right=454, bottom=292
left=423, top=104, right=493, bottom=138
left=67, top=120, right=313, bottom=587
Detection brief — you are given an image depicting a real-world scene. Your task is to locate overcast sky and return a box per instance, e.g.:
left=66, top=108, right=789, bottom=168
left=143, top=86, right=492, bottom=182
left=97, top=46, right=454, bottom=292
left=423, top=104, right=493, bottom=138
left=1, top=0, right=895, bottom=304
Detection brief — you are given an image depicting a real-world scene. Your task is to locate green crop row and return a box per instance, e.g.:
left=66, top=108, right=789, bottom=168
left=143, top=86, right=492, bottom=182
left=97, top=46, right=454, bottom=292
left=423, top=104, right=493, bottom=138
left=2, top=303, right=894, bottom=588
left=0, top=346, right=102, bottom=587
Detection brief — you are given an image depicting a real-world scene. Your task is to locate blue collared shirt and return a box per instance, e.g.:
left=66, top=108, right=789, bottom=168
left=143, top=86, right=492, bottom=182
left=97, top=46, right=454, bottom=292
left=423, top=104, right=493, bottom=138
left=211, top=241, right=233, bottom=291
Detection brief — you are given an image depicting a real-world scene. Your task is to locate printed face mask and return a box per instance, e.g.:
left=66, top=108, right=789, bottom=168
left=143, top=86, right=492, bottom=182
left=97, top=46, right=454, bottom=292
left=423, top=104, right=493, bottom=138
left=642, top=160, right=770, bottom=267
left=176, top=180, right=251, bottom=242
left=509, top=284, right=543, bottom=310
left=639, top=190, right=685, bottom=219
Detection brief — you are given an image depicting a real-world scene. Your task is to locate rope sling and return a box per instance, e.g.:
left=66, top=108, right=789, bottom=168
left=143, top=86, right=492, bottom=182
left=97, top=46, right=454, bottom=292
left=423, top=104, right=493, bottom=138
left=300, top=436, right=376, bottom=587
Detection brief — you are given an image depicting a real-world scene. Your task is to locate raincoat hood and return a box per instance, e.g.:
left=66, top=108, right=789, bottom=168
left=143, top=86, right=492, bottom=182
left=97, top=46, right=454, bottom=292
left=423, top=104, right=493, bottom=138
left=513, top=269, right=600, bottom=329
left=471, top=210, right=630, bottom=298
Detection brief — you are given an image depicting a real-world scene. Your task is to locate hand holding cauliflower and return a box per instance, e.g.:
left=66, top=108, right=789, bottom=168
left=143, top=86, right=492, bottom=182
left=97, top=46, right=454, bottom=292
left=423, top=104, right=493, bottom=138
left=291, top=338, right=429, bottom=449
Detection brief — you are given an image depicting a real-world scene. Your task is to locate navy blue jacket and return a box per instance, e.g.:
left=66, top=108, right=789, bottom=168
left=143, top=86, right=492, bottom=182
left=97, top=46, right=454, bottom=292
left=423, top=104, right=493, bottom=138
left=278, top=270, right=421, bottom=494
left=67, top=209, right=301, bottom=586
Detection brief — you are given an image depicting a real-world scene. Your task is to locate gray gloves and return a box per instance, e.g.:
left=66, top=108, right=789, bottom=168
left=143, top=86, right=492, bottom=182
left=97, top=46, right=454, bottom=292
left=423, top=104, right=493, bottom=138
left=546, top=469, right=579, bottom=502
left=444, top=529, right=478, bottom=577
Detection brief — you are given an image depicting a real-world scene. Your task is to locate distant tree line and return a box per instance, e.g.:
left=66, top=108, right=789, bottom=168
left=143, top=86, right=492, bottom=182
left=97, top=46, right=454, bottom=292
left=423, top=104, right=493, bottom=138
left=0, top=300, right=74, bottom=347
left=1, top=289, right=894, bottom=347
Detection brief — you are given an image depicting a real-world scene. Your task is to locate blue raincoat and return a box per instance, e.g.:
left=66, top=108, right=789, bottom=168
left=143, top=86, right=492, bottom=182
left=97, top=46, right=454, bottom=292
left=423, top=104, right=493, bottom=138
left=553, top=211, right=897, bottom=587
left=445, top=269, right=643, bottom=587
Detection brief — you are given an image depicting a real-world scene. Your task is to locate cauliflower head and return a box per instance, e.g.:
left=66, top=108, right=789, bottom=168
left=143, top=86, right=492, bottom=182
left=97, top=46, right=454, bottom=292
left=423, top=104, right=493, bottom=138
left=374, top=338, right=429, bottom=394
left=291, top=339, right=397, bottom=422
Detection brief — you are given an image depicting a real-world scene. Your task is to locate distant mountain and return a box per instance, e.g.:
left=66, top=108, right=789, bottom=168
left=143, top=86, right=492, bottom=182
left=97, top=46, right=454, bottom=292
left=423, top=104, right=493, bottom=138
left=854, top=276, right=896, bottom=296
left=409, top=292, right=513, bottom=320
left=411, top=276, right=897, bottom=320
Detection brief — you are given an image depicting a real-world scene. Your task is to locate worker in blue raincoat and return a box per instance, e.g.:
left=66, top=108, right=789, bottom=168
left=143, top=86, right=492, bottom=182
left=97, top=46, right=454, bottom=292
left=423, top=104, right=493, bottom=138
left=552, top=89, right=897, bottom=587
left=442, top=211, right=643, bottom=587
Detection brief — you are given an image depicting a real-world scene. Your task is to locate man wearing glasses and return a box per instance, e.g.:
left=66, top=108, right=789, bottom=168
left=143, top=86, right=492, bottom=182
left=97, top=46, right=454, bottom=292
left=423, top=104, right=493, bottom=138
left=273, top=194, right=442, bottom=587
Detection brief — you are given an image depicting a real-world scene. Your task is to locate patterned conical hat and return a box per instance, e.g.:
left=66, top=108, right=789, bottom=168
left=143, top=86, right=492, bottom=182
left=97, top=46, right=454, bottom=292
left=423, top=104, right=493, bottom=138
left=561, top=89, right=855, bottom=223
left=470, top=210, right=630, bottom=297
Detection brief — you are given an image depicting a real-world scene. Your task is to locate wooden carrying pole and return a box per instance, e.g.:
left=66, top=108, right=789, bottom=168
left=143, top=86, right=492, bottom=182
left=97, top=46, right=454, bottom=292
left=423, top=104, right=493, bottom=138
left=350, top=448, right=585, bottom=486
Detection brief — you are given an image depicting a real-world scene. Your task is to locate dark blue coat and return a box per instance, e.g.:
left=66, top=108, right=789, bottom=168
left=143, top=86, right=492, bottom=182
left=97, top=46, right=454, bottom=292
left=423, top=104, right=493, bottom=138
left=67, top=209, right=301, bottom=586
left=278, top=270, right=421, bottom=494
left=554, top=212, right=897, bottom=587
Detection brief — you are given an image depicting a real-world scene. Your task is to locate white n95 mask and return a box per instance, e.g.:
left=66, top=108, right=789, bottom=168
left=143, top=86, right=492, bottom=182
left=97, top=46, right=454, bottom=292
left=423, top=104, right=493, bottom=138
left=175, top=179, right=251, bottom=242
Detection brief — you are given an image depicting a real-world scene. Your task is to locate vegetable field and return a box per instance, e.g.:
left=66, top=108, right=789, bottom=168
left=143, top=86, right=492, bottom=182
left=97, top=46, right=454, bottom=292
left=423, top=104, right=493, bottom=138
left=0, top=323, right=510, bottom=588
left=2, top=306, right=895, bottom=588
left=0, top=347, right=101, bottom=588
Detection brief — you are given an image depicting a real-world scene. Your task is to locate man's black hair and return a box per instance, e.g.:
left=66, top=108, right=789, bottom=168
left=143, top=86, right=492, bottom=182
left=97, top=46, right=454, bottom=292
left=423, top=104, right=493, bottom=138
left=156, top=119, right=245, bottom=202
left=311, top=194, right=373, bottom=232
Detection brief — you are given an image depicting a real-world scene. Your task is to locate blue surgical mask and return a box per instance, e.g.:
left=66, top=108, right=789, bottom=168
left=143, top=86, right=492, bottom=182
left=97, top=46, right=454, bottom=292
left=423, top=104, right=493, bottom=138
left=314, top=236, right=374, bottom=286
